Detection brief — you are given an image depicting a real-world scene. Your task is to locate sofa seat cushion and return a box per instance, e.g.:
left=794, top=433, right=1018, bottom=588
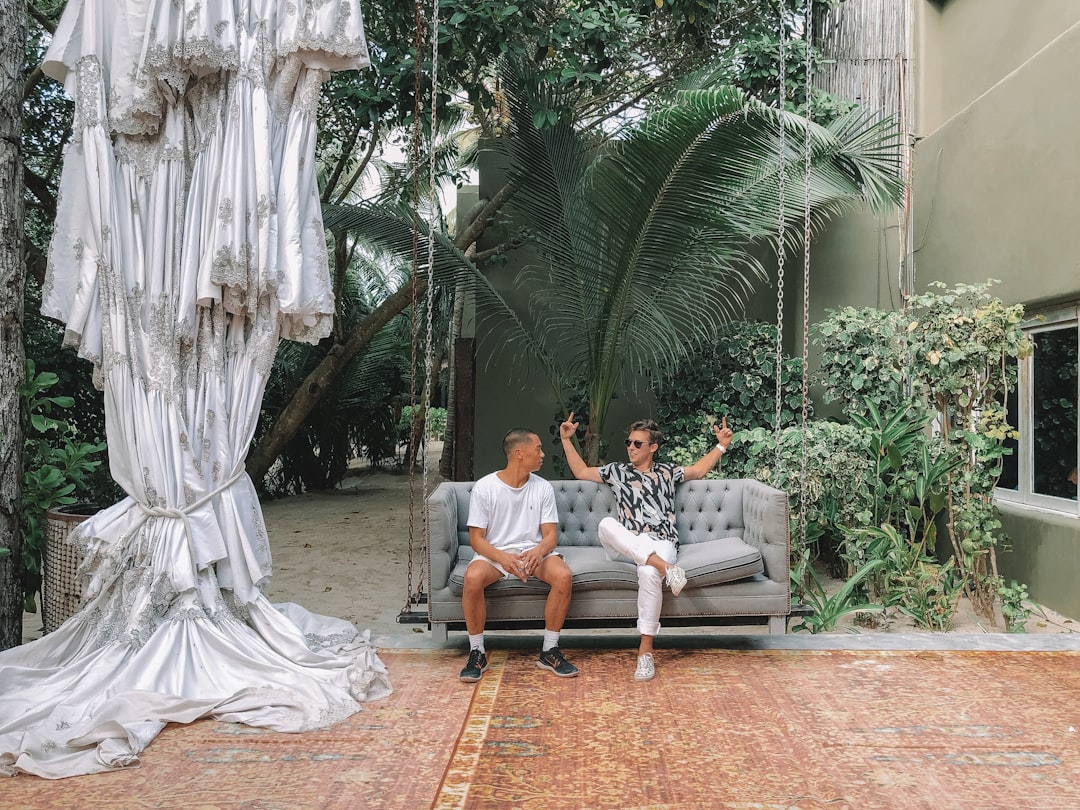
left=676, top=536, right=763, bottom=587
left=564, top=538, right=762, bottom=591
left=448, top=556, right=558, bottom=596
left=566, top=547, right=639, bottom=590
left=446, top=537, right=763, bottom=597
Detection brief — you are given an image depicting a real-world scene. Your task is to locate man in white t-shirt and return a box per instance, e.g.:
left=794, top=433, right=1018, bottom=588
left=459, top=428, right=579, bottom=683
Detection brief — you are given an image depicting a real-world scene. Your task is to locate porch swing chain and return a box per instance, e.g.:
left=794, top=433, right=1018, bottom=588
left=773, top=2, right=787, bottom=472
left=404, top=0, right=439, bottom=612
left=798, top=0, right=814, bottom=551
left=420, top=0, right=441, bottom=609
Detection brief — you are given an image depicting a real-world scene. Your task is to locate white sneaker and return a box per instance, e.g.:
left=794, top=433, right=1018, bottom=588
left=634, top=653, right=655, bottom=681
left=665, top=564, right=687, bottom=596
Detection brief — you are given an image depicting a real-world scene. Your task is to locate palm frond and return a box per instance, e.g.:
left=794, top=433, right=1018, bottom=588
left=488, top=70, right=903, bottom=434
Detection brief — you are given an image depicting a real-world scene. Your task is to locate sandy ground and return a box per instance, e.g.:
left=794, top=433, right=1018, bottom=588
left=23, top=440, right=1077, bottom=645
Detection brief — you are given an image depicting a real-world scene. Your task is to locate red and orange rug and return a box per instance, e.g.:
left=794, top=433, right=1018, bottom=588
left=6, top=647, right=1080, bottom=809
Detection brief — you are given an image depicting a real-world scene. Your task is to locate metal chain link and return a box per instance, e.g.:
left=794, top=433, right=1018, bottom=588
left=773, top=3, right=788, bottom=474
left=799, top=0, right=815, bottom=552
left=420, top=0, right=441, bottom=614
left=404, top=0, right=426, bottom=614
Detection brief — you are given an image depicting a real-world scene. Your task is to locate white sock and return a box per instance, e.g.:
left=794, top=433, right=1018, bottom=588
left=542, top=629, right=560, bottom=652
left=468, top=633, right=485, bottom=654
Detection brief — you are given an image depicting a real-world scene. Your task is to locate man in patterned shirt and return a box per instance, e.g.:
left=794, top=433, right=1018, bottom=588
left=559, top=414, right=733, bottom=681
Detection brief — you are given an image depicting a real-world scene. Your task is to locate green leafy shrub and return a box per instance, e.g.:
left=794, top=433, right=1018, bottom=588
left=19, top=361, right=107, bottom=612
left=998, top=580, right=1033, bottom=633
left=399, top=405, right=448, bottom=442
left=739, top=420, right=875, bottom=576
left=654, top=319, right=807, bottom=475
left=813, top=306, right=910, bottom=419
left=906, top=281, right=1032, bottom=618
left=790, top=553, right=884, bottom=634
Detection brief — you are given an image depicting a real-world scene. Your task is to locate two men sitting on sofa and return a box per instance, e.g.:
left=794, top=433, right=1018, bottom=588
left=460, top=416, right=733, bottom=684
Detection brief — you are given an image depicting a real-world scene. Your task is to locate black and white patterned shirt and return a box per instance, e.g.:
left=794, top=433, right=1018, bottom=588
left=598, top=461, right=685, bottom=548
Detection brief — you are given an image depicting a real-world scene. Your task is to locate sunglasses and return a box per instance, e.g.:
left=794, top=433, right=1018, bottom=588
left=624, top=439, right=648, bottom=448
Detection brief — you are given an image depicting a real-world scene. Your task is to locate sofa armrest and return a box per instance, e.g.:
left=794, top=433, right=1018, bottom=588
left=740, top=479, right=790, bottom=586
left=427, top=482, right=460, bottom=591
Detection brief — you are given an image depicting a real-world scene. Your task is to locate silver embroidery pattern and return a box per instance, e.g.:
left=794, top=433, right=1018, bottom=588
left=13, top=1, right=385, bottom=778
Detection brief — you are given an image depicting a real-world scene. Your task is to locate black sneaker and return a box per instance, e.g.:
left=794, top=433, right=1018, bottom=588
left=537, top=647, right=579, bottom=678
left=459, top=649, right=488, bottom=683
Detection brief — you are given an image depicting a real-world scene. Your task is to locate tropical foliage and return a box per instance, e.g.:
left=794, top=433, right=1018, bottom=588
left=659, top=281, right=1035, bottom=632
left=497, top=64, right=902, bottom=462
left=13, top=1, right=853, bottom=497
left=905, top=281, right=1032, bottom=619
left=18, top=362, right=107, bottom=612
left=655, top=320, right=807, bottom=470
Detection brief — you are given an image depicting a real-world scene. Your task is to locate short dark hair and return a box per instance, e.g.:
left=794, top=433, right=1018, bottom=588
left=627, top=419, right=662, bottom=447
left=502, top=428, right=537, bottom=456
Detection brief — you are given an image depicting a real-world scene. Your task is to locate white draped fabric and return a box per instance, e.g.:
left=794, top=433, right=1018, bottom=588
left=0, top=0, right=391, bottom=780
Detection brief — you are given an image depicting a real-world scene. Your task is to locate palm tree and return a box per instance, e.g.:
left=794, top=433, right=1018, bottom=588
left=493, top=64, right=904, bottom=463
left=248, top=64, right=903, bottom=483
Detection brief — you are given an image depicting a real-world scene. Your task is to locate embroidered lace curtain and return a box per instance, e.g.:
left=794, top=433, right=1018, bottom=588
left=0, top=0, right=391, bottom=780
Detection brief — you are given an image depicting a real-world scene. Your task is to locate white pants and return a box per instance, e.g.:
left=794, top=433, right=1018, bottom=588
left=598, top=516, right=677, bottom=637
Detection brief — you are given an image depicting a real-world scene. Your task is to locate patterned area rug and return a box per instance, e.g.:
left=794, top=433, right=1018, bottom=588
left=4, top=649, right=470, bottom=809
left=434, top=648, right=1080, bottom=810
left=6, top=648, right=1080, bottom=809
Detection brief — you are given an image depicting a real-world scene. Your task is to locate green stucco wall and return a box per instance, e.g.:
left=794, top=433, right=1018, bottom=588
left=814, top=0, right=1080, bottom=618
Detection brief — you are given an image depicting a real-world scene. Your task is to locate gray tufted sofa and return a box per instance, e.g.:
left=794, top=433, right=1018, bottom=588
left=425, top=478, right=792, bottom=641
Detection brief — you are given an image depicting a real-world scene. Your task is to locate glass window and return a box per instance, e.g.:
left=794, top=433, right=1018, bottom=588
left=995, top=309, right=1080, bottom=512
left=1032, top=326, right=1078, bottom=498
left=998, top=376, right=1018, bottom=491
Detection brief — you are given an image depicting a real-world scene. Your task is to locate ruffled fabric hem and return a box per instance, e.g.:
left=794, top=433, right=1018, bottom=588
left=0, top=602, right=391, bottom=779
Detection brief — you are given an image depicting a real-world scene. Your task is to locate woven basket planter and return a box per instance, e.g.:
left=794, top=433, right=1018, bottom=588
left=42, top=504, right=99, bottom=633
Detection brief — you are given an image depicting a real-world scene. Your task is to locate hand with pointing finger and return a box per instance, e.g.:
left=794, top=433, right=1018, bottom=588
left=712, top=416, right=734, bottom=451
left=559, top=413, right=580, bottom=441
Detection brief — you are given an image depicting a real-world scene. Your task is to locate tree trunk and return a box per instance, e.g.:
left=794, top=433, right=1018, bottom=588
left=246, top=185, right=515, bottom=487
left=247, top=277, right=425, bottom=484
left=0, top=0, right=27, bottom=651
left=438, top=282, right=466, bottom=479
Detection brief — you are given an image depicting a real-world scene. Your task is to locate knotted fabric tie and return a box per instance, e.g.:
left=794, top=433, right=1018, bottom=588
left=136, top=466, right=248, bottom=543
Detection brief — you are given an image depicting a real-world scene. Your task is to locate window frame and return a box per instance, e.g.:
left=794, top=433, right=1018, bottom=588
left=994, top=303, right=1080, bottom=516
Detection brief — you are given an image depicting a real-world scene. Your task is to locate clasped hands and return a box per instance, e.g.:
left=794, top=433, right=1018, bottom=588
left=504, top=549, right=543, bottom=582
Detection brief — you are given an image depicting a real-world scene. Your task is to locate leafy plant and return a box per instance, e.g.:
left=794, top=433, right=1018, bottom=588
left=813, top=306, right=910, bottom=420
left=998, top=580, right=1033, bottom=633
left=738, top=420, right=875, bottom=573
left=892, top=558, right=963, bottom=631
left=846, top=523, right=962, bottom=630
left=498, top=63, right=903, bottom=462
left=19, top=361, right=107, bottom=613
left=906, top=281, right=1032, bottom=619
left=790, top=552, right=884, bottom=634
left=654, top=319, right=807, bottom=473
left=399, top=405, right=447, bottom=442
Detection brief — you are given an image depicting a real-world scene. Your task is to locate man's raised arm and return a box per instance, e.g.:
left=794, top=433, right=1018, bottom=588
left=559, top=413, right=603, bottom=483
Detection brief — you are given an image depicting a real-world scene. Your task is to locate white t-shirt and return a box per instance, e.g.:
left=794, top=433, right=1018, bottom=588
left=467, top=472, right=559, bottom=554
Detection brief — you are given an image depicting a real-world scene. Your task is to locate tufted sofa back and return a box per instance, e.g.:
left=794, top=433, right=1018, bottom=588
left=436, top=479, right=749, bottom=548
